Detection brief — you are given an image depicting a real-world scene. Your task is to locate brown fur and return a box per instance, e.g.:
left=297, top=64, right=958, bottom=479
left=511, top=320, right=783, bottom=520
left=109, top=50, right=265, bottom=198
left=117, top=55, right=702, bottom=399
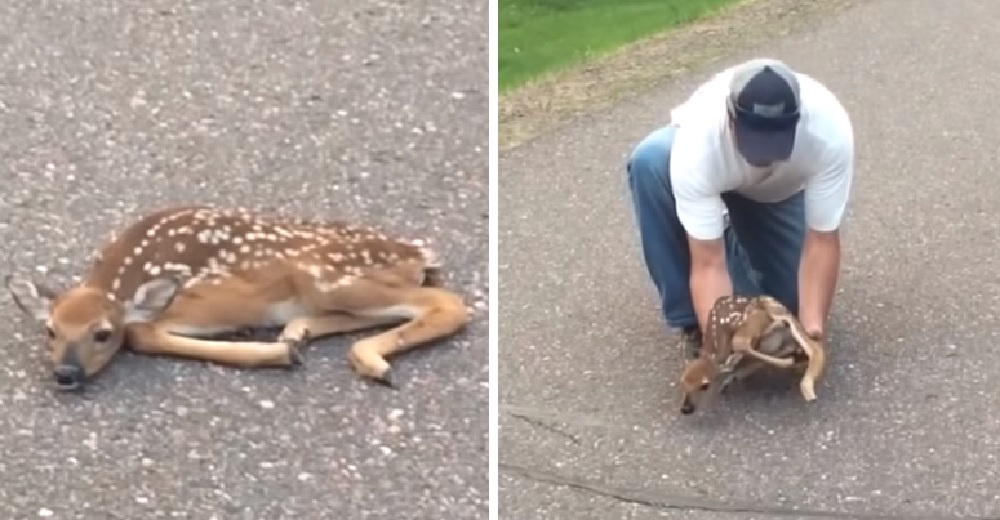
left=5, top=206, right=469, bottom=392
left=677, top=294, right=827, bottom=414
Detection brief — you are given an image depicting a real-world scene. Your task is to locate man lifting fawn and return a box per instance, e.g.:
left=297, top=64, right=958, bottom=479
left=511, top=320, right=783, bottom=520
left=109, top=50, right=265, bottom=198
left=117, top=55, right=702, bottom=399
left=624, top=58, right=854, bottom=368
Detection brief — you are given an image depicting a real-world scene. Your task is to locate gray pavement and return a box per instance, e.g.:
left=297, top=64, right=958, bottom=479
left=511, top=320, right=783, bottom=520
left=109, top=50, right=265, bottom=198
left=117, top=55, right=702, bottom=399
left=0, top=1, right=487, bottom=518
left=499, top=0, right=1000, bottom=518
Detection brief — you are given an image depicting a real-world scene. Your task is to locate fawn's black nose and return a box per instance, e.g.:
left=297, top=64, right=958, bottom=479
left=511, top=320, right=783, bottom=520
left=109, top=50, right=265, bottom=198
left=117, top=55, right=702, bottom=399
left=680, top=396, right=696, bottom=415
left=53, top=364, right=82, bottom=390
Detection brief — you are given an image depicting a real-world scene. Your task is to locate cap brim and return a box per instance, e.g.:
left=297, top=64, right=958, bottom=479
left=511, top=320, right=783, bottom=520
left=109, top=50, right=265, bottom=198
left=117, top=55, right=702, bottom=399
left=733, top=120, right=796, bottom=165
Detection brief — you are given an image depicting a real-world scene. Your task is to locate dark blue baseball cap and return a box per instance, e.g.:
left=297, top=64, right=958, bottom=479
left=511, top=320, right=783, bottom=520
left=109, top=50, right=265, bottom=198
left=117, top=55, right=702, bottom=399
left=727, top=59, right=802, bottom=165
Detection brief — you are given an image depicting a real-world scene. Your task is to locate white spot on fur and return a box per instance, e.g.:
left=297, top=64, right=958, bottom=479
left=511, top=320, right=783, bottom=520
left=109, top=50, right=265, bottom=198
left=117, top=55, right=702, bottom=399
left=163, top=262, right=192, bottom=275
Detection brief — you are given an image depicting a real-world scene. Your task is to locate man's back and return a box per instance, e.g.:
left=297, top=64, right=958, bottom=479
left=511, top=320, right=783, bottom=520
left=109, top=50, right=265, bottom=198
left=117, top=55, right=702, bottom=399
left=668, top=63, right=854, bottom=240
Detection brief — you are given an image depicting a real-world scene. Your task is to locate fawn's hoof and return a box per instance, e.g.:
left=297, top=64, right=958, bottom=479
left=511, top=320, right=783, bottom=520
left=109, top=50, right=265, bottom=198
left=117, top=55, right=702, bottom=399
left=372, top=369, right=399, bottom=390
left=283, top=329, right=312, bottom=368
left=347, top=340, right=396, bottom=389
left=800, top=380, right=818, bottom=402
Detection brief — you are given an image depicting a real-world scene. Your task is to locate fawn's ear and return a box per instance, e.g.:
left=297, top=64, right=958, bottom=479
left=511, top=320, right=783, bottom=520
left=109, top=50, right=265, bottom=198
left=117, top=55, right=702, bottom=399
left=680, top=358, right=714, bottom=391
left=123, top=276, right=183, bottom=324
left=4, top=274, right=58, bottom=322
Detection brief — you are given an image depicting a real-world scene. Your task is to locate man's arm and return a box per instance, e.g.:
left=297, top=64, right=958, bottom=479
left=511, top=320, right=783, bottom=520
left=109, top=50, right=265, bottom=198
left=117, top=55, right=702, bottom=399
left=689, top=237, right=732, bottom=335
left=797, top=229, right=840, bottom=337
left=798, top=130, right=854, bottom=338
left=675, top=191, right=732, bottom=334
left=670, top=136, right=734, bottom=335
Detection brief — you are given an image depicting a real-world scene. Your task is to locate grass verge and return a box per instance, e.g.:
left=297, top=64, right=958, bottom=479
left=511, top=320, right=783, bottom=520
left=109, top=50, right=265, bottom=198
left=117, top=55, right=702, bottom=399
left=499, top=0, right=742, bottom=93
left=498, top=0, right=862, bottom=152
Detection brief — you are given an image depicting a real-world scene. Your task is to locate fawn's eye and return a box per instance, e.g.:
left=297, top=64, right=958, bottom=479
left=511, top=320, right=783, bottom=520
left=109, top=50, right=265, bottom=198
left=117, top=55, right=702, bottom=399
left=45, top=327, right=56, bottom=340
left=93, top=329, right=112, bottom=343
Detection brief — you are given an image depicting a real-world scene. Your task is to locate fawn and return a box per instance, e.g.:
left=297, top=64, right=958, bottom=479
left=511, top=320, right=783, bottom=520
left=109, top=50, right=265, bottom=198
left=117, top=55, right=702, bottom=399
left=5, top=206, right=469, bottom=392
left=678, top=295, right=826, bottom=414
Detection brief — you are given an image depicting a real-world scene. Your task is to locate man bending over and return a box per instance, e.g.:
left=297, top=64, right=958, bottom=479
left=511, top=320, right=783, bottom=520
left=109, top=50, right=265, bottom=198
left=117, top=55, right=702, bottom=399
left=624, top=58, right=854, bottom=364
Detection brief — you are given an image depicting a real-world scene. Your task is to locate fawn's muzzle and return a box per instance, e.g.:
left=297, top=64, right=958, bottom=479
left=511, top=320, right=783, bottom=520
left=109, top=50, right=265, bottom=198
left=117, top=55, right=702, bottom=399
left=53, top=363, right=83, bottom=391
left=680, top=394, right=696, bottom=415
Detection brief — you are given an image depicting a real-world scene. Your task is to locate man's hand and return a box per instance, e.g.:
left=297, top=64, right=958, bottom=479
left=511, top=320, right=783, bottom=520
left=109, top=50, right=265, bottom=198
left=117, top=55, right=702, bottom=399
left=797, top=228, right=841, bottom=338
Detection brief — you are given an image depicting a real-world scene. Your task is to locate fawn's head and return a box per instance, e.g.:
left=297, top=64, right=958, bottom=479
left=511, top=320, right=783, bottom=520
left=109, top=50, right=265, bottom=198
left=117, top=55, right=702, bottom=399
left=5, top=274, right=182, bottom=391
left=678, top=357, right=717, bottom=415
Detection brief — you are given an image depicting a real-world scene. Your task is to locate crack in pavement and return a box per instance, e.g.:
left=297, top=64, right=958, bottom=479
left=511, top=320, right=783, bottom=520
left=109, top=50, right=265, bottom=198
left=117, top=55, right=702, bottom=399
left=501, top=404, right=617, bottom=427
left=506, top=411, right=583, bottom=446
left=500, top=462, right=1000, bottom=520
left=501, top=403, right=629, bottom=445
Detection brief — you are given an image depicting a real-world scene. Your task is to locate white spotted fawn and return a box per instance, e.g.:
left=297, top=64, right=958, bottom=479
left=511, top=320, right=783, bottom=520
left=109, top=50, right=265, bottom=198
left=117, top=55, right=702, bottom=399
left=5, top=206, right=469, bottom=392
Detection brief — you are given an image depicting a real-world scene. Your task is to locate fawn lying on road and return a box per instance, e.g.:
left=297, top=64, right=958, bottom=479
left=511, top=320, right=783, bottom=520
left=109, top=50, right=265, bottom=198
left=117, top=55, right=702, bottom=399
left=5, top=206, right=469, bottom=392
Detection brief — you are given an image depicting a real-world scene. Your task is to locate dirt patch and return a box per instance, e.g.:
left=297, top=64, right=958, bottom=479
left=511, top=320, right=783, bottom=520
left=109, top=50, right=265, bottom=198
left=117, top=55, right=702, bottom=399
left=498, top=0, right=864, bottom=152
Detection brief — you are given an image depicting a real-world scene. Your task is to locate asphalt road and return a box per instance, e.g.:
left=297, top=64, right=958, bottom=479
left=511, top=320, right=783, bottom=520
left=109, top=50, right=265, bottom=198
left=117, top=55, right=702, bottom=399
left=0, top=1, right=487, bottom=518
left=499, top=0, right=1000, bottom=518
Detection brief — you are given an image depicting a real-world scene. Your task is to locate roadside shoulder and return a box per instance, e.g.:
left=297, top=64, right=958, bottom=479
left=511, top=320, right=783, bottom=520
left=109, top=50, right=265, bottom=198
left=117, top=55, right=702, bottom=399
left=499, top=0, right=862, bottom=152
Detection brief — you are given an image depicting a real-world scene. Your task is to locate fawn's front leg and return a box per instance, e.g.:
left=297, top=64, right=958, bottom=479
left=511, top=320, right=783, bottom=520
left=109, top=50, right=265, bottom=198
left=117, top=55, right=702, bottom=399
left=128, top=323, right=302, bottom=368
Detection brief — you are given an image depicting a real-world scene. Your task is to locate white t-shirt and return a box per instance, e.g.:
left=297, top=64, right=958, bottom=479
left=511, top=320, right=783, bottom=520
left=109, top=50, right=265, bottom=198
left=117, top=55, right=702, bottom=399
left=668, top=65, right=855, bottom=241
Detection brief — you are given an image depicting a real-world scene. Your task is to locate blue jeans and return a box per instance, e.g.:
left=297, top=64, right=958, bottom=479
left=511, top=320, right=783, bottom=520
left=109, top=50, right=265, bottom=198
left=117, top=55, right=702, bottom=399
left=625, top=124, right=806, bottom=331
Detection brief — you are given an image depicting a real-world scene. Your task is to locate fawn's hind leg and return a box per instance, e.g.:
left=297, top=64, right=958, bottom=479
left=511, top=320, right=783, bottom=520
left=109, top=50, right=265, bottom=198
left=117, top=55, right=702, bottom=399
left=347, top=286, right=468, bottom=386
left=301, top=278, right=469, bottom=386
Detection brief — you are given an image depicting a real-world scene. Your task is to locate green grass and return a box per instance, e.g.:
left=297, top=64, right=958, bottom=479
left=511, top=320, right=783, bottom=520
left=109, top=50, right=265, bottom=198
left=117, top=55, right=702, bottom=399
left=499, top=0, right=744, bottom=92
